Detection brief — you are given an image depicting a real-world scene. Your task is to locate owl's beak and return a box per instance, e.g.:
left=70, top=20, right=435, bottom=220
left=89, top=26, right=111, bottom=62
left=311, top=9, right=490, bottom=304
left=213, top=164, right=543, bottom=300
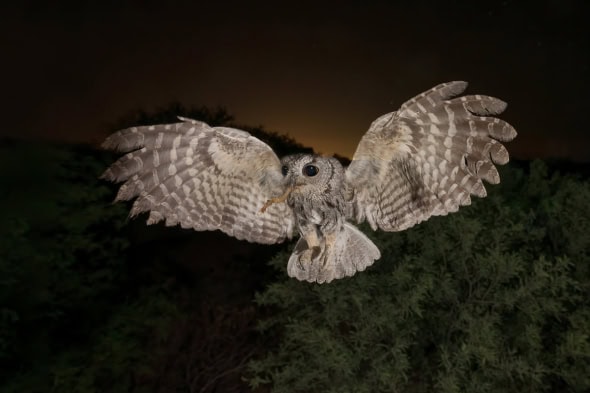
left=291, top=174, right=309, bottom=188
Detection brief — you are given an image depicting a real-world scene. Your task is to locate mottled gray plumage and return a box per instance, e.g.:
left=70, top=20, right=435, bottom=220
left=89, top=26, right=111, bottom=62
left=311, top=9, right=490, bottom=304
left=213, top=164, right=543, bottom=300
left=101, top=81, right=517, bottom=283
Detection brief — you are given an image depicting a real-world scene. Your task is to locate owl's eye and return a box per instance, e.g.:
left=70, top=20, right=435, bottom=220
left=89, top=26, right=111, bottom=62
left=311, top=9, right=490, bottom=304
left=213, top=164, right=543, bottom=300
left=281, top=165, right=289, bottom=176
left=303, top=164, right=319, bottom=177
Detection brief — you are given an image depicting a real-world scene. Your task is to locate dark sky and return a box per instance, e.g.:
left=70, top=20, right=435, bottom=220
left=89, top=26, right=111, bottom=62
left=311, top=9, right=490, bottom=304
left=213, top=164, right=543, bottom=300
left=3, top=0, right=589, bottom=160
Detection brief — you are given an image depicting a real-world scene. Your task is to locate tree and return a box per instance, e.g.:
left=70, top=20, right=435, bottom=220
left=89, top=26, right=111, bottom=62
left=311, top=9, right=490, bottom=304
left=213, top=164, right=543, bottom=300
left=0, top=142, right=132, bottom=388
left=0, top=103, right=313, bottom=392
left=248, top=161, right=590, bottom=393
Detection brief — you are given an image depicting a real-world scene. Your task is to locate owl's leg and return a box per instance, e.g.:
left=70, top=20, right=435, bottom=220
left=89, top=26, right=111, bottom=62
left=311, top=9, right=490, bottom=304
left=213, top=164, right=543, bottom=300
left=291, top=227, right=344, bottom=283
left=288, top=223, right=325, bottom=278
left=323, top=231, right=338, bottom=254
left=302, top=225, right=320, bottom=249
left=315, top=210, right=343, bottom=268
left=297, top=212, right=342, bottom=271
left=296, top=225, right=322, bottom=265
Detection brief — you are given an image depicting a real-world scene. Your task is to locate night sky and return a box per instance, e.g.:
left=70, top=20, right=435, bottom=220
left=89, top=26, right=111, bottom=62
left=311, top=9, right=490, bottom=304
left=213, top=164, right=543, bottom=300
left=4, top=0, right=589, bottom=160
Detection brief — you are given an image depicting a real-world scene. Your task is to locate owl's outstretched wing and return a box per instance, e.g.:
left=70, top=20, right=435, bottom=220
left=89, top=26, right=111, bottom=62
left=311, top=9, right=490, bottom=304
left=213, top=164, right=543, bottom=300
left=345, top=81, right=517, bottom=232
left=101, top=117, right=295, bottom=244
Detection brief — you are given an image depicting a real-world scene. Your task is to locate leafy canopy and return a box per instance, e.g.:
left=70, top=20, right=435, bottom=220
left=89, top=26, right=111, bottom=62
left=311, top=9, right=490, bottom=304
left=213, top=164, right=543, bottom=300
left=248, top=161, right=590, bottom=393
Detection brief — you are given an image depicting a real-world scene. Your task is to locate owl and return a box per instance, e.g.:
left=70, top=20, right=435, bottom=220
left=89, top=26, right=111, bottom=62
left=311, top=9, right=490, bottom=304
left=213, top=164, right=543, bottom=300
left=101, top=81, right=517, bottom=283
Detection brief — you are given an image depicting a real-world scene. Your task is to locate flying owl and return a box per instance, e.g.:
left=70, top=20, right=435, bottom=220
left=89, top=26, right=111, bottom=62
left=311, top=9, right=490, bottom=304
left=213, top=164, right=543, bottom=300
left=101, top=81, right=517, bottom=283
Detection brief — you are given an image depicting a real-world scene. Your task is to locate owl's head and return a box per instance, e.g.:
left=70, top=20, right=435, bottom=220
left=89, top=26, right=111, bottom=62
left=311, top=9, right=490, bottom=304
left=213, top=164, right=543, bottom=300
left=280, top=154, right=344, bottom=195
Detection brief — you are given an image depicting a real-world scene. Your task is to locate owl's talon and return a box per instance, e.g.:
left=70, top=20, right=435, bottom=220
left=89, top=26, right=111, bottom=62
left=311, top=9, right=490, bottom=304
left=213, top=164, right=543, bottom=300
left=310, top=246, right=322, bottom=260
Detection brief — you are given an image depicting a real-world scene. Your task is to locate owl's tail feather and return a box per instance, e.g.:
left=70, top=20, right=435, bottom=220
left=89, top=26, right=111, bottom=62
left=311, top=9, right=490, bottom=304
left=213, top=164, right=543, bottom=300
left=287, top=223, right=381, bottom=284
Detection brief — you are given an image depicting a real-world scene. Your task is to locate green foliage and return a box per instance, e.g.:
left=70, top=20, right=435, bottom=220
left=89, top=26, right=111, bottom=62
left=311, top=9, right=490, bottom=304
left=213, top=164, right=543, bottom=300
left=0, top=104, right=311, bottom=392
left=0, top=141, right=199, bottom=393
left=2, top=285, right=179, bottom=393
left=248, top=161, right=590, bottom=393
left=0, top=143, right=129, bottom=376
left=3, top=108, right=589, bottom=393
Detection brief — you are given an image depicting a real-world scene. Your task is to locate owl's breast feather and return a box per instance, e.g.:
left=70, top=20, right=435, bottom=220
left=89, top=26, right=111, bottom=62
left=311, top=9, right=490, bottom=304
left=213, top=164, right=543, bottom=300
left=308, top=209, right=323, bottom=225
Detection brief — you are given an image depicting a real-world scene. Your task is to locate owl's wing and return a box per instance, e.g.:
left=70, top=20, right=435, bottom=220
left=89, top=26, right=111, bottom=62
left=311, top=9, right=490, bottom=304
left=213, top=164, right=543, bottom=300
left=101, top=117, right=295, bottom=244
left=345, top=81, right=517, bottom=232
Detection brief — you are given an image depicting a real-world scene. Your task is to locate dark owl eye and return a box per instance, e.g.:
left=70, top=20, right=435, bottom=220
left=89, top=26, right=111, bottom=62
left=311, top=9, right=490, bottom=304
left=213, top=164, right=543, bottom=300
left=303, top=164, right=319, bottom=177
left=281, top=165, right=289, bottom=176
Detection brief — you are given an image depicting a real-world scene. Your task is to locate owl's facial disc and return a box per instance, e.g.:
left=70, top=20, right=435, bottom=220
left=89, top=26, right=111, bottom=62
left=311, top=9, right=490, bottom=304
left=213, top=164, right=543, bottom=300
left=280, top=154, right=332, bottom=188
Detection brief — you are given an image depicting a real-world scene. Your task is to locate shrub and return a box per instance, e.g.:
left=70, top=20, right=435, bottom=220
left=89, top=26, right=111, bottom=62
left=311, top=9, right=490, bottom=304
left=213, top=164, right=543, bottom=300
left=248, top=161, right=590, bottom=393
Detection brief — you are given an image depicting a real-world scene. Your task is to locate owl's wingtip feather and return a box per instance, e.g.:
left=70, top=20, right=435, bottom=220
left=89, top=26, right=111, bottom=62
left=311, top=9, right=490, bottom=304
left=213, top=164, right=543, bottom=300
left=101, top=136, right=118, bottom=150
left=446, top=80, right=469, bottom=94
left=451, top=80, right=468, bottom=87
